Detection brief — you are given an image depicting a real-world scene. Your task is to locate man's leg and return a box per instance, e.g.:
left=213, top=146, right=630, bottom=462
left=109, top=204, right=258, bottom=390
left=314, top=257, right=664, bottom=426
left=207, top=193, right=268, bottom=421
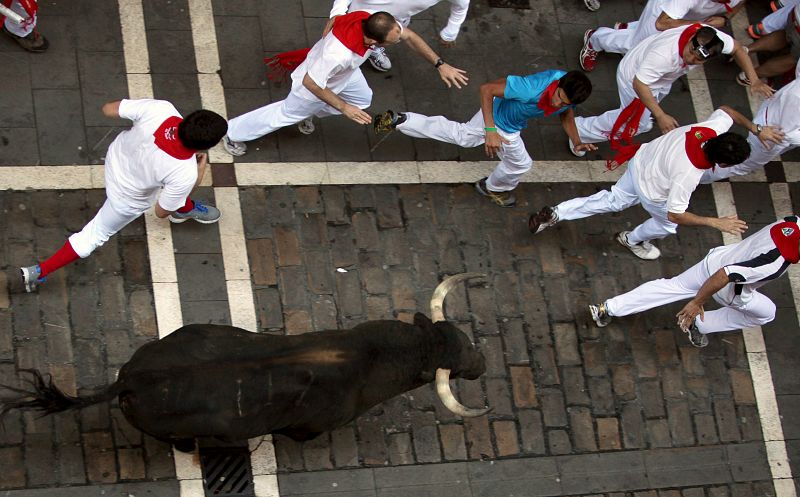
left=625, top=195, right=677, bottom=244
left=589, top=27, right=636, bottom=54
left=554, top=165, right=640, bottom=221
left=697, top=292, right=777, bottom=334
left=762, top=0, right=799, bottom=33
left=226, top=89, right=326, bottom=143
left=486, top=134, right=532, bottom=192
left=396, top=109, right=486, bottom=148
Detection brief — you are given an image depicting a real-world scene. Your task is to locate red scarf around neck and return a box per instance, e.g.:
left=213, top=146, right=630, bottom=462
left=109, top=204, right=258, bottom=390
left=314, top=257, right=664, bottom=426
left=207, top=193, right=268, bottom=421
left=153, top=116, right=195, bottom=160
left=536, top=81, right=561, bottom=116
left=684, top=126, right=717, bottom=169
left=332, top=11, right=371, bottom=56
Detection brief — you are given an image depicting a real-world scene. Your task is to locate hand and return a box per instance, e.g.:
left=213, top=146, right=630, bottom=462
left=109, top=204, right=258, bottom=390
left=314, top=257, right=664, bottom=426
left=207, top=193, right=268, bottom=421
left=439, top=37, right=456, bottom=48
left=322, top=16, right=338, bottom=37
left=437, top=63, right=469, bottom=89
left=703, top=15, right=727, bottom=28
left=484, top=131, right=509, bottom=158
left=758, top=125, right=785, bottom=148
left=676, top=300, right=704, bottom=331
left=715, top=214, right=748, bottom=234
left=750, top=79, right=775, bottom=98
left=342, top=104, right=373, bottom=125
left=195, top=152, right=208, bottom=165
left=573, top=142, right=598, bottom=154
left=655, top=113, right=679, bottom=134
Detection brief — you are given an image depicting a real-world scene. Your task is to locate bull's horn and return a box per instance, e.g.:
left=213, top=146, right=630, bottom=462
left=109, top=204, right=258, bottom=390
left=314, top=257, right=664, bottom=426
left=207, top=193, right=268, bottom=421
left=430, top=272, right=490, bottom=418
left=429, top=272, right=486, bottom=323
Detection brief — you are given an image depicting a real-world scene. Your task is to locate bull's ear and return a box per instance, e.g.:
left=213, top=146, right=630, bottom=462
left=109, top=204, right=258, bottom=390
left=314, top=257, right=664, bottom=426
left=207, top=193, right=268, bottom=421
left=413, top=312, right=433, bottom=328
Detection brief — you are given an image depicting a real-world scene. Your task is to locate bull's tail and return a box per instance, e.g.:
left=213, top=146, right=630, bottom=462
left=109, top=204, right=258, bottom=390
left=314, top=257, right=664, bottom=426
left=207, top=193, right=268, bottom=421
left=0, top=369, right=121, bottom=419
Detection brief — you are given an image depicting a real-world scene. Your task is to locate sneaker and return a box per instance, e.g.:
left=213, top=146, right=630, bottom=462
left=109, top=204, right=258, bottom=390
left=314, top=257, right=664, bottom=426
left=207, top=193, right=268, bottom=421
left=579, top=29, right=599, bottom=71
left=2, top=26, right=49, bottom=52
left=474, top=177, right=516, bottom=207
left=747, top=22, right=766, bottom=39
left=589, top=302, right=612, bottom=327
left=613, top=22, right=629, bottom=29
left=683, top=321, right=709, bottom=348
left=736, top=71, right=752, bottom=86
left=368, top=46, right=392, bottom=72
left=298, top=118, right=315, bottom=135
left=569, top=137, right=586, bottom=157
left=222, top=135, right=246, bottom=156
left=583, top=0, right=600, bottom=11
left=528, top=206, right=558, bottom=234
left=20, top=265, right=45, bottom=293
left=169, top=200, right=221, bottom=224
left=615, top=231, right=661, bottom=260
left=373, top=110, right=407, bottom=134
left=770, top=0, right=783, bottom=12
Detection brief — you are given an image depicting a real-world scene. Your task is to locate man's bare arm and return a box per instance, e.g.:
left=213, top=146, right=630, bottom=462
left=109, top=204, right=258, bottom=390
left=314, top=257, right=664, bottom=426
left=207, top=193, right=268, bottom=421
left=102, top=101, right=122, bottom=119
left=302, top=74, right=372, bottom=124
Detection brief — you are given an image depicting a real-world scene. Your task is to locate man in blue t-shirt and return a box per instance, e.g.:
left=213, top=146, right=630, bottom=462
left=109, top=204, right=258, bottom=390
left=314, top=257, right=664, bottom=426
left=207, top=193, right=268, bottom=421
left=374, top=70, right=594, bottom=207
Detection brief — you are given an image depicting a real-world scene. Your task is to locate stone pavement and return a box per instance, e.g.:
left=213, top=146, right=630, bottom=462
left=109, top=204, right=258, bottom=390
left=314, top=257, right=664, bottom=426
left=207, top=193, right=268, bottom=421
left=0, top=0, right=798, bottom=496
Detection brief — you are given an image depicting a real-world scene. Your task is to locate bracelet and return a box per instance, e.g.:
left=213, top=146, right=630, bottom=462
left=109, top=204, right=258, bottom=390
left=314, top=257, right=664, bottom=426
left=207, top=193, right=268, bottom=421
left=484, top=127, right=497, bottom=132
left=434, top=58, right=445, bottom=69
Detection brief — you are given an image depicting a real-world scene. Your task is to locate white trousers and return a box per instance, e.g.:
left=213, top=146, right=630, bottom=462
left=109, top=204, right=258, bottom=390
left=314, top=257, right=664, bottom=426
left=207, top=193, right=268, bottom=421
left=69, top=198, right=144, bottom=258
left=555, top=157, right=678, bottom=244
left=574, top=73, right=667, bottom=144
left=397, top=110, right=533, bottom=192
left=605, top=259, right=777, bottom=333
left=4, top=0, right=36, bottom=36
left=762, top=0, right=800, bottom=33
left=590, top=19, right=657, bottom=55
left=227, top=70, right=373, bottom=142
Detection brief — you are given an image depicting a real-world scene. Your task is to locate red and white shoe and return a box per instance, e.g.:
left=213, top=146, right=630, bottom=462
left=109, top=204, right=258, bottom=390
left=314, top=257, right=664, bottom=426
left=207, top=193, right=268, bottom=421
left=613, top=22, right=628, bottom=29
left=579, top=29, right=598, bottom=72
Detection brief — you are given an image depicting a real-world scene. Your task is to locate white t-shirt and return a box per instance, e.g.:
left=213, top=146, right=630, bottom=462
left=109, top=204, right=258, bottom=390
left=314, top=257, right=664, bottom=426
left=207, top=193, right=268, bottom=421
left=291, top=20, right=371, bottom=101
left=329, top=0, right=470, bottom=41
left=104, top=99, right=198, bottom=212
left=757, top=78, right=800, bottom=147
left=661, top=0, right=745, bottom=21
left=633, top=108, right=734, bottom=213
left=620, top=24, right=735, bottom=92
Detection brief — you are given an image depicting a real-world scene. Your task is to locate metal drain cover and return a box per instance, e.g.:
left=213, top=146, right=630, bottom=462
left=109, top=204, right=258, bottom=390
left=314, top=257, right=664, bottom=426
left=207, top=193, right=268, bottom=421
left=200, top=447, right=255, bottom=496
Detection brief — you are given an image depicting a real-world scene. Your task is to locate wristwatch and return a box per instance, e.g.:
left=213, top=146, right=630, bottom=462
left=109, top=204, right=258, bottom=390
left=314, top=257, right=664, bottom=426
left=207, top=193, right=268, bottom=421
left=434, top=58, right=445, bottom=69
left=756, top=124, right=763, bottom=135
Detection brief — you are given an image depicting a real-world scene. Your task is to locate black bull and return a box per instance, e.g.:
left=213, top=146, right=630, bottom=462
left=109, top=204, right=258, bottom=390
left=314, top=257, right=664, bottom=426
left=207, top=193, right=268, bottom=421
left=0, top=273, right=489, bottom=449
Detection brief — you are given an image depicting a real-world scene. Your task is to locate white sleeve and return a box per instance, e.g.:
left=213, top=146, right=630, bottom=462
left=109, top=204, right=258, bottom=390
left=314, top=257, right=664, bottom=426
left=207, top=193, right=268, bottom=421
left=118, top=98, right=163, bottom=122
left=707, top=108, right=734, bottom=134
left=660, top=0, right=691, bottom=20
left=440, top=0, right=470, bottom=42
left=305, top=46, right=343, bottom=89
left=329, top=0, right=351, bottom=17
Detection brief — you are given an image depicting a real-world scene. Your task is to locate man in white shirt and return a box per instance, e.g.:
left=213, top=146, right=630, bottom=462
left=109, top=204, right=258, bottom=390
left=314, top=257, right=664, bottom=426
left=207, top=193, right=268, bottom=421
left=223, top=11, right=468, bottom=157
left=529, top=107, right=781, bottom=260
left=579, top=0, right=743, bottom=71
left=328, top=0, right=470, bottom=71
left=571, top=24, right=771, bottom=157
left=588, top=215, right=800, bottom=348
left=702, top=75, right=796, bottom=182
left=17, top=99, right=228, bottom=293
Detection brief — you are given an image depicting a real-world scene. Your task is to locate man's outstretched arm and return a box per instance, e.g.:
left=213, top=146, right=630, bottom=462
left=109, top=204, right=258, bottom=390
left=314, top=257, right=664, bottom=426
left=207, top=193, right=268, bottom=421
left=400, top=26, right=469, bottom=89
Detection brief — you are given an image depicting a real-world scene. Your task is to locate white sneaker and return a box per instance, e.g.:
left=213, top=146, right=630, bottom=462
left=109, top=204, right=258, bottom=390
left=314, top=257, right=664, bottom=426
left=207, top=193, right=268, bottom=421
left=616, top=231, right=661, bottom=260
left=368, top=46, right=392, bottom=72
left=569, top=138, right=586, bottom=157
left=298, top=118, right=315, bottom=135
left=223, top=135, right=247, bottom=156
left=583, top=0, right=600, bottom=11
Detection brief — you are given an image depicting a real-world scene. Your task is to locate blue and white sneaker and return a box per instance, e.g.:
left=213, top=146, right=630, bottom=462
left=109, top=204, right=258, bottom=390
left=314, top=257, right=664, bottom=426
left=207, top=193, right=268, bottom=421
left=20, top=265, right=46, bottom=293
left=169, top=200, right=221, bottom=224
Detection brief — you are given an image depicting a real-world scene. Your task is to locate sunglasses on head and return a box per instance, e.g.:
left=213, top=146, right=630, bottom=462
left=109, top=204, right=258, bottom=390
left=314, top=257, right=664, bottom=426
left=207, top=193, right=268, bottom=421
left=691, top=36, right=714, bottom=60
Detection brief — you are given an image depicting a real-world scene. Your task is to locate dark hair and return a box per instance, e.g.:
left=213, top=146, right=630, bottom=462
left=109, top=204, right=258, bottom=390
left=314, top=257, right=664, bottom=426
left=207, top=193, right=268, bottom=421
left=558, top=71, right=592, bottom=105
left=363, top=11, right=397, bottom=44
left=178, top=110, right=228, bottom=150
left=692, top=26, right=724, bottom=59
left=703, top=132, right=750, bottom=165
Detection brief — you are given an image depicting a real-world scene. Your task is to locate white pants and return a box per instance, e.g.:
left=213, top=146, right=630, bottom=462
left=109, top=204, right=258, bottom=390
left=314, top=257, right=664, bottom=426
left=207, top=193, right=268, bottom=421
left=590, top=18, right=658, bottom=54
left=4, top=0, right=36, bottom=37
left=397, top=110, right=533, bottom=192
left=574, top=72, right=667, bottom=144
left=555, top=157, right=678, bottom=244
left=227, top=70, right=373, bottom=142
left=762, top=0, right=800, bottom=33
left=69, top=198, right=144, bottom=258
left=700, top=105, right=797, bottom=183
left=606, top=259, right=777, bottom=333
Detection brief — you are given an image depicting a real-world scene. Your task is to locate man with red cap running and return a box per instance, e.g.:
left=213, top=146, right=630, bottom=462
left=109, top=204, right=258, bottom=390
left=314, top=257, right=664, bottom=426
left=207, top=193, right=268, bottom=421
left=588, top=215, right=800, bottom=348
left=222, top=11, right=468, bottom=156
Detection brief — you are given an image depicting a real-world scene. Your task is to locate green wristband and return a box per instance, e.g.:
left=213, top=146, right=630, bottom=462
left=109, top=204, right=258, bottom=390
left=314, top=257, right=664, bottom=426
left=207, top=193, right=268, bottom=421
left=484, top=127, right=497, bottom=132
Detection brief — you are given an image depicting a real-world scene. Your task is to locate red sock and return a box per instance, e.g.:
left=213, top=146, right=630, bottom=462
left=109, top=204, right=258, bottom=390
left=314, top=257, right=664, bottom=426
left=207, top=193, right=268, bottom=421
left=177, top=197, right=195, bottom=213
left=39, top=240, right=80, bottom=277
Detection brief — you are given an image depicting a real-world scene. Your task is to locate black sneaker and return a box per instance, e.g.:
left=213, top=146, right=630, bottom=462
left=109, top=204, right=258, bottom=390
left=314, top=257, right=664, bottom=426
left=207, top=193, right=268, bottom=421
left=474, top=177, right=516, bottom=207
left=373, top=110, right=406, bottom=134
left=589, top=302, right=612, bottom=327
left=683, top=322, right=709, bottom=348
left=528, top=206, right=558, bottom=234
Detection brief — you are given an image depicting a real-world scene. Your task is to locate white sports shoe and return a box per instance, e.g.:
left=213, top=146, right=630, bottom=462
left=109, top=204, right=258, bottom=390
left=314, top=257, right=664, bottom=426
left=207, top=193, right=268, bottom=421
left=223, top=135, right=247, bottom=156
left=368, top=46, right=392, bottom=72
left=583, top=0, right=600, bottom=11
left=616, top=231, right=661, bottom=260
left=298, top=118, right=315, bottom=135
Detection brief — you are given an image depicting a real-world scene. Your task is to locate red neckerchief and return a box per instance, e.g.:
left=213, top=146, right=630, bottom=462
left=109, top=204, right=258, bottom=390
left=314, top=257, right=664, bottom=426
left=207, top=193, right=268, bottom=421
left=770, top=219, right=800, bottom=263
left=678, top=23, right=704, bottom=63
left=536, top=81, right=561, bottom=116
left=332, top=11, right=371, bottom=56
left=684, top=126, right=717, bottom=169
left=153, top=116, right=195, bottom=160
left=718, top=0, right=733, bottom=13
left=606, top=99, right=646, bottom=170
